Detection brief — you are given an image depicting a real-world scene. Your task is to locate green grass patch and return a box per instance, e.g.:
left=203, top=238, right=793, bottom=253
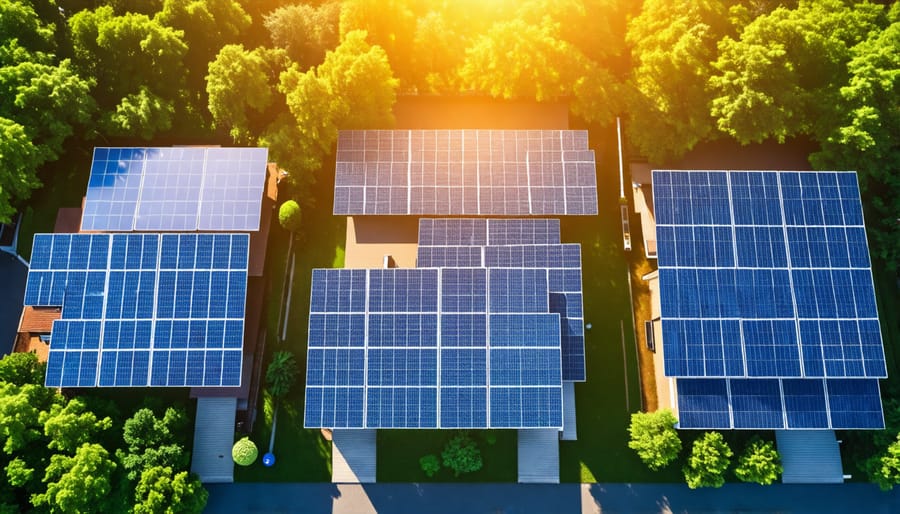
left=235, top=180, right=345, bottom=482
left=378, top=430, right=516, bottom=482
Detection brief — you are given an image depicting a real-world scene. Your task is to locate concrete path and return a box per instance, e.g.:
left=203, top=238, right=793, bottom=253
left=205, top=482, right=900, bottom=514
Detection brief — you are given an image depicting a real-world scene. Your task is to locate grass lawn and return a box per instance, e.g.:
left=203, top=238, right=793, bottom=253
left=378, top=430, right=516, bottom=482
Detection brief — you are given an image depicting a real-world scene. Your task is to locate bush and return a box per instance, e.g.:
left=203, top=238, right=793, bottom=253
left=441, top=433, right=482, bottom=477
left=278, top=200, right=302, bottom=232
left=735, top=439, right=782, bottom=485
left=0, top=352, right=45, bottom=386
left=232, top=437, right=258, bottom=466
left=419, top=454, right=440, bottom=477
left=627, top=409, right=682, bottom=470
left=684, top=432, right=732, bottom=489
left=867, top=432, right=900, bottom=491
left=266, top=351, right=299, bottom=398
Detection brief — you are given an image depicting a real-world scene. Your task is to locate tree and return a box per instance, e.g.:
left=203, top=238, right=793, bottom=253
left=31, top=443, right=117, bottom=513
left=277, top=201, right=302, bottom=233
left=279, top=30, right=398, bottom=180
left=625, top=0, right=735, bottom=163
left=118, top=407, right=189, bottom=481
left=419, top=454, right=440, bottom=477
left=683, top=431, right=732, bottom=489
left=206, top=44, right=290, bottom=144
left=338, top=0, right=416, bottom=84
left=0, top=383, right=60, bottom=454
left=6, top=458, right=33, bottom=488
left=627, top=409, right=682, bottom=470
left=41, top=397, right=113, bottom=454
left=133, top=466, right=208, bottom=514
left=734, top=438, right=782, bottom=485
left=264, top=2, right=341, bottom=68
left=68, top=6, right=188, bottom=138
left=232, top=437, right=258, bottom=466
left=0, top=0, right=56, bottom=65
left=441, top=433, right=482, bottom=477
left=0, top=351, right=45, bottom=386
left=709, top=0, right=883, bottom=144
left=867, top=432, right=900, bottom=491
left=266, top=351, right=299, bottom=398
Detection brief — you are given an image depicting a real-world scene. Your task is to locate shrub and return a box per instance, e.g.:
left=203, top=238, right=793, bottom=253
left=232, top=437, right=258, bottom=466
left=419, top=454, right=440, bottom=477
left=441, top=433, right=482, bottom=477
left=627, top=409, right=682, bottom=470
left=278, top=200, right=302, bottom=232
left=266, top=351, right=299, bottom=398
left=684, top=432, right=732, bottom=489
left=735, top=438, right=782, bottom=485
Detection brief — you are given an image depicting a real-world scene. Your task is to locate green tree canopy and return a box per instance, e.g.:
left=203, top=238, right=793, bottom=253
left=266, top=350, right=299, bottom=398
left=31, top=443, right=117, bottom=513
left=40, top=397, right=113, bottom=454
left=118, top=407, right=189, bottom=481
left=133, top=466, right=208, bottom=514
left=683, top=431, right=732, bottom=489
left=277, top=201, right=302, bottom=233
left=441, top=433, right=482, bottom=477
left=627, top=409, right=682, bottom=470
left=264, top=1, right=340, bottom=68
left=0, top=383, right=60, bottom=454
left=207, top=44, right=289, bottom=144
left=232, top=437, right=258, bottom=466
left=734, top=438, right=782, bottom=485
left=867, top=432, right=900, bottom=491
left=709, top=0, right=883, bottom=144
left=0, top=349, right=45, bottom=386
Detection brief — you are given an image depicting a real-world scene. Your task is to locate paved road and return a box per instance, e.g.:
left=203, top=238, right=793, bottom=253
left=205, top=482, right=900, bottom=514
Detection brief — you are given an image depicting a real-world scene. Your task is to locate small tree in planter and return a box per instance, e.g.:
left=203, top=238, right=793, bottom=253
left=419, top=454, right=440, bottom=477
left=684, top=431, right=732, bottom=489
left=232, top=437, right=258, bottom=466
left=278, top=200, right=302, bottom=233
left=441, top=433, right=482, bottom=477
left=735, top=438, right=782, bottom=485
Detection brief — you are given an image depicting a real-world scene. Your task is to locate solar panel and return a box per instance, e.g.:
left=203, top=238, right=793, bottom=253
left=81, top=147, right=268, bottom=232
left=25, top=233, right=248, bottom=388
left=334, top=131, right=598, bottom=216
left=675, top=378, right=884, bottom=429
left=654, top=170, right=886, bottom=430
left=304, top=267, right=563, bottom=429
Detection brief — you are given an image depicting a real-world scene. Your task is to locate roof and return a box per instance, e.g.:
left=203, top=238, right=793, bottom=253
left=54, top=208, right=83, bottom=234
left=518, top=429, right=560, bottom=483
left=18, top=306, right=60, bottom=333
left=247, top=164, right=278, bottom=277
left=776, top=430, right=844, bottom=483
left=394, top=96, right=569, bottom=130
left=331, top=429, right=376, bottom=483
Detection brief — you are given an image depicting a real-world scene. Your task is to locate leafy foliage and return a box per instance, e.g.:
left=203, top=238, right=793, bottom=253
left=31, top=443, right=117, bottom=513
left=0, top=382, right=60, bottom=454
left=0, top=352, right=45, bottom=386
left=266, top=350, right=300, bottom=398
left=683, top=431, right=732, bottom=489
left=232, top=437, right=258, bottom=466
left=133, top=466, right=208, bottom=514
left=734, top=438, right=782, bottom=485
left=419, top=454, right=440, bottom=477
left=41, top=397, right=113, bottom=454
left=441, top=433, right=482, bottom=477
left=118, top=407, right=189, bottom=481
left=627, top=409, right=682, bottom=470
left=264, top=2, right=341, bottom=68
left=277, top=200, right=303, bottom=233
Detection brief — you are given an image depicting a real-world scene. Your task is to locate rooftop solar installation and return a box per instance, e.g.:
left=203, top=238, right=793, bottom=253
left=333, top=130, right=598, bottom=216
left=417, top=219, right=585, bottom=381
left=653, top=170, right=886, bottom=429
left=81, top=147, right=268, bottom=232
left=304, top=268, right=563, bottom=429
left=24, top=233, right=248, bottom=388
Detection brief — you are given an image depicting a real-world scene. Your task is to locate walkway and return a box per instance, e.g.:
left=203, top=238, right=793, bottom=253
left=205, top=482, right=900, bottom=514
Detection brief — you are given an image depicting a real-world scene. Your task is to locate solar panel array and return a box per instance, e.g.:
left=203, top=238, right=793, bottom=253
left=25, top=233, right=248, bottom=388
left=417, top=219, right=585, bottom=381
left=304, top=268, right=563, bottom=429
left=333, top=130, right=598, bottom=216
left=81, top=147, right=268, bottom=232
left=653, top=170, right=885, bottom=429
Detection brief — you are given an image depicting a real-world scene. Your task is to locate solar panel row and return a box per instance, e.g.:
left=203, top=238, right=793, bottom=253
left=676, top=378, right=884, bottom=429
left=333, top=130, right=598, bottom=215
left=81, top=147, right=268, bottom=232
left=25, top=233, right=248, bottom=388
left=304, top=268, right=564, bottom=429
left=653, top=171, right=885, bottom=381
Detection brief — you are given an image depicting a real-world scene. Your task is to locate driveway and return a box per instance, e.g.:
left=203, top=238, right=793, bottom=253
left=205, top=482, right=900, bottom=514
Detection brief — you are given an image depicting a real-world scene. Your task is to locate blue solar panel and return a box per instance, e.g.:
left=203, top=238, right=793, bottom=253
left=675, top=379, right=731, bottom=429
left=81, top=147, right=268, bottom=232
left=31, top=233, right=249, bottom=388
left=335, top=131, right=597, bottom=215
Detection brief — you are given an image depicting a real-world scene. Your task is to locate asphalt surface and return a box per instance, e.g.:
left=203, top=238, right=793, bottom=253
left=205, top=482, right=900, bottom=514
left=0, top=251, right=27, bottom=355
